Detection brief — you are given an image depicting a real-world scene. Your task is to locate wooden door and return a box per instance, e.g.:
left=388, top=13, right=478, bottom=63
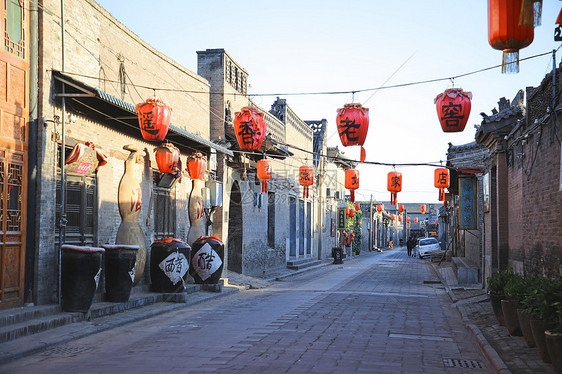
left=0, top=0, right=28, bottom=310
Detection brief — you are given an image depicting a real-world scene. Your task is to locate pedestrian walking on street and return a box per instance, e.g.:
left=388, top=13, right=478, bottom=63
left=407, top=236, right=413, bottom=256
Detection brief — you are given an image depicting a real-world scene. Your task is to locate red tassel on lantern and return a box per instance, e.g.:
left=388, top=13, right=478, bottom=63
left=257, top=159, right=272, bottom=194
left=299, top=166, right=313, bottom=199
left=345, top=169, right=359, bottom=203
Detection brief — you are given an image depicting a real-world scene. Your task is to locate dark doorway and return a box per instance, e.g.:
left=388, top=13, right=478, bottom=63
left=289, top=197, right=296, bottom=256
left=299, top=200, right=305, bottom=256
left=306, top=201, right=312, bottom=255
left=227, top=181, right=243, bottom=273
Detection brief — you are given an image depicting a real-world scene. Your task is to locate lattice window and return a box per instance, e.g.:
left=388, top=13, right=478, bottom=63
left=4, top=0, right=25, bottom=58
left=6, top=162, right=21, bottom=232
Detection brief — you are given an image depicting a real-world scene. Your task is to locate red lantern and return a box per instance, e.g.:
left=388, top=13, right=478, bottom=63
left=354, top=203, right=360, bottom=211
left=257, top=159, right=272, bottom=194
left=154, top=143, right=180, bottom=174
left=390, top=214, right=395, bottom=220
left=345, top=169, right=359, bottom=203
left=435, top=220, right=438, bottom=225
left=186, top=153, right=207, bottom=180
left=376, top=204, right=383, bottom=212
left=336, top=103, right=369, bottom=162
left=387, top=172, right=402, bottom=205
left=136, top=98, right=172, bottom=141
left=420, top=204, right=426, bottom=214
left=299, top=166, right=314, bottom=199
left=349, top=209, right=355, bottom=218
left=233, top=107, right=266, bottom=151
left=434, top=168, right=450, bottom=202
left=398, top=204, right=404, bottom=213
left=406, top=217, right=411, bottom=223
left=488, top=0, right=534, bottom=73
left=398, top=215, right=402, bottom=222
left=414, top=217, right=419, bottom=224
left=434, top=89, right=472, bottom=132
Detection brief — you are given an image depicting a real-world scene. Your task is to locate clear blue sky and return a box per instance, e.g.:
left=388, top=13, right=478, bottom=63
left=95, top=0, right=561, bottom=203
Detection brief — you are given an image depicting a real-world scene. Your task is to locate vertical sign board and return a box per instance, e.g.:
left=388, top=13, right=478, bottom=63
left=459, top=178, right=477, bottom=230
left=337, top=207, right=346, bottom=230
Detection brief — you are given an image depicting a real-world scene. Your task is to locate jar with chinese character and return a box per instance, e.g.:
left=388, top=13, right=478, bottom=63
left=190, top=236, right=224, bottom=284
left=150, top=238, right=191, bottom=293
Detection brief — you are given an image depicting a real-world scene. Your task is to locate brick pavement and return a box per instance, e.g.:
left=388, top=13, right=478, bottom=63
left=1, top=247, right=491, bottom=373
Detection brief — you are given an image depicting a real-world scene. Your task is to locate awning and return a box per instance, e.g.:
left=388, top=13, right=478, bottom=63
left=52, top=71, right=233, bottom=157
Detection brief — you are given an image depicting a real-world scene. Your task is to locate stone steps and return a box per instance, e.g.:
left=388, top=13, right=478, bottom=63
left=286, top=258, right=322, bottom=270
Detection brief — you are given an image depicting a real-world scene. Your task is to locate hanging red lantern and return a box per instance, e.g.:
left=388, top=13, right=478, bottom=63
left=434, top=89, right=472, bottom=133
left=390, top=214, right=395, bottom=220
left=434, top=168, right=450, bottom=203
left=299, top=166, right=314, bottom=199
left=406, top=217, right=411, bottom=223
left=435, top=220, right=438, bottom=225
left=257, top=159, right=272, bottom=194
left=387, top=172, right=402, bottom=205
left=376, top=204, right=383, bottom=212
left=398, top=215, right=402, bottom=222
left=154, top=143, right=180, bottom=174
left=233, top=107, right=266, bottom=151
left=414, top=217, right=419, bottom=224
left=349, top=209, right=355, bottom=218
left=345, top=206, right=350, bottom=217
left=336, top=103, right=369, bottom=162
left=420, top=204, right=426, bottom=214
left=488, top=0, right=534, bottom=73
left=345, top=169, right=359, bottom=203
left=136, top=98, right=172, bottom=141
left=186, top=153, right=207, bottom=180
left=354, top=203, right=360, bottom=211
left=398, top=204, right=404, bottom=213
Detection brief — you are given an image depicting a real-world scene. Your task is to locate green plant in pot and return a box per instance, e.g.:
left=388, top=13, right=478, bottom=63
left=501, top=273, right=525, bottom=336
left=543, top=281, right=562, bottom=373
left=487, top=270, right=515, bottom=326
left=505, top=276, right=538, bottom=346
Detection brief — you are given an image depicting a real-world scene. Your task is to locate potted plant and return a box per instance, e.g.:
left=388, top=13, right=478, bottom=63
left=524, top=278, right=557, bottom=364
left=502, top=273, right=524, bottom=336
left=515, top=277, right=541, bottom=348
left=487, top=270, right=515, bottom=326
left=543, top=281, right=562, bottom=373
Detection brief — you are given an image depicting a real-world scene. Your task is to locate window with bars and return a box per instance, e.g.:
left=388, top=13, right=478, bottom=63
left=55, top=173, right=97, bottom=247
left=153, top=185, right=176, bottom=240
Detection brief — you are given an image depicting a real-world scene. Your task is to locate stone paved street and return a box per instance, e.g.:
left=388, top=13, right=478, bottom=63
left=1, top=248, right=491, bottom=373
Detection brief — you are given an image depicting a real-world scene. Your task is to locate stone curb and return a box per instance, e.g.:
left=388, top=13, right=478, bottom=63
left=0, top=287, right=239, bottom=366
left=430, top=263, right=509, bottom=374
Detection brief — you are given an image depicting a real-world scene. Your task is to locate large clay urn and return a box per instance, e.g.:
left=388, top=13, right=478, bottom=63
left=115, top=145, right=147, bottom=285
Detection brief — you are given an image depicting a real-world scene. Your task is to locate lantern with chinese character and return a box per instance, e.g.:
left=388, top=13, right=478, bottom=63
left=414, top=217, right=419, bottom=224
left=299, top=166, right=314, bottom=198
left=556, top=8, right=562, bottom=41
left=420, top=204, right=426, bottom=214
left=434, top=167, right=450, bottom=203
left=398, top=215, right=402, bottom=222
left=391, top=214, right=395, bottom=220
left=355, top=203, right=360, bottom=211
left=387, top=171, right=402, bottom=205
left=336, top=103, right=369, bottom=162
left=434, top=89, right=472, bottom=132
left=376, top=204, right=383, bottom=212
left=257, top=159, right=272, bottom=194
left=154, top=143, right=180, bottom=174
left=186, top=152, right=207, bottom=180
left=398, top=204, right=404, bottom=213
left=136, top=98, right=172, bottom=141
left=233, top=107, right=266, bottom=151
left=406, top=217, right=411, bottom=223
left=345, top=169, right=359, bottom=203
left=488, top=0, right=534, bottom=73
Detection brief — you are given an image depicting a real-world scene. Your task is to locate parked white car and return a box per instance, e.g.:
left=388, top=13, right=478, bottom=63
left=416, top=237, right=441, bottom=258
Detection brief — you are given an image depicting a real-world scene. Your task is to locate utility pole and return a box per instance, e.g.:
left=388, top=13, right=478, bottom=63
left=317, top=156, right=324, bottom=260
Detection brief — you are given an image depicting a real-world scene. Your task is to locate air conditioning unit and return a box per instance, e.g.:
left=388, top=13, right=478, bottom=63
left=326, top=188, right=332, bottom=198
left=334, top=191, right=341, bottom=200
